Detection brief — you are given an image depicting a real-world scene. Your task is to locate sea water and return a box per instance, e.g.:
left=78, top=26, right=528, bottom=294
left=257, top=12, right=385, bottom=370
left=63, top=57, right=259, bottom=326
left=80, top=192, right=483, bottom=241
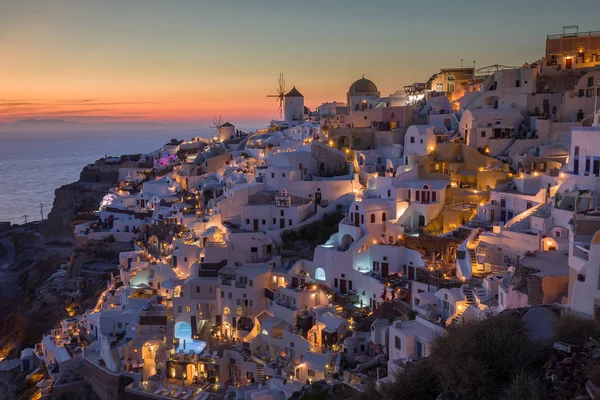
left=0, top=128, right=208, bottom=224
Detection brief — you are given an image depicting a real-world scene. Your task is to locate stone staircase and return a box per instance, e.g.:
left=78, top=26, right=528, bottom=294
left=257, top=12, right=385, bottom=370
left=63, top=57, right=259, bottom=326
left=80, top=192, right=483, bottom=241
left=468, top=230, right=482, bottom=271
left=166, top=299, right=174, bottom=352
left=474, top=286, right=488, bottom=302
left=448, top=305, right=467, bottom=327
left=462, top=287, right=477, bottom=307
left=239, top=347, right=251, bottom=361
left=256, top=365, right=265, bottom=383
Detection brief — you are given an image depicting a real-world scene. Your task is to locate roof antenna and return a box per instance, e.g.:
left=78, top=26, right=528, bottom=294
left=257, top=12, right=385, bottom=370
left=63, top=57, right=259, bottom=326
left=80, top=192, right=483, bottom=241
left=362, top=74, right=364, bottom=79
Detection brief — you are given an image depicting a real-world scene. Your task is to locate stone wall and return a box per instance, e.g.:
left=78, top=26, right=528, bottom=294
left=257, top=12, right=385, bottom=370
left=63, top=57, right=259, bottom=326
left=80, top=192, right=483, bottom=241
left=83, top=358, right=132, bottom=400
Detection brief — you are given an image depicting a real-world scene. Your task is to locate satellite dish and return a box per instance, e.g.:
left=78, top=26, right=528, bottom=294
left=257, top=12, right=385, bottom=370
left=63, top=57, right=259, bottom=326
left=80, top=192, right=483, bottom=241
left=522, top=307, right=557, bottom=345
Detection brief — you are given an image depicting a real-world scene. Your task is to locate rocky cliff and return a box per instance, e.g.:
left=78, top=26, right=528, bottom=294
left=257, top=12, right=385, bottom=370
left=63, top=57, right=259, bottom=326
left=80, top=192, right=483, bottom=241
left=40, top=181, right=113, bottom=243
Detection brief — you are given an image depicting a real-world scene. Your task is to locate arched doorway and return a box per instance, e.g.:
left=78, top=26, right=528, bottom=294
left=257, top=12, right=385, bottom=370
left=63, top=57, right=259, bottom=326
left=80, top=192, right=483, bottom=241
left=142, top=340, right=164, bottom=378
left=315, top=267, right=326, bottom=281
left=340, top=234, right=354, bottom=250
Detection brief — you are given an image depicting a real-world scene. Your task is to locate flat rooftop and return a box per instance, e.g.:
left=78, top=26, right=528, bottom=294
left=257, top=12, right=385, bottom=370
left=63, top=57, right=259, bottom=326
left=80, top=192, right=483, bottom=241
left=519, top=250, right=569, bottom=277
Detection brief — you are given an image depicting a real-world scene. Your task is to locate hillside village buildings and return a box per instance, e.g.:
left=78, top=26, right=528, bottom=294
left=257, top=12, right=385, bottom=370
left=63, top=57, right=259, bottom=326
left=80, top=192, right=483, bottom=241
left=8, top=25, right=600, bottom=400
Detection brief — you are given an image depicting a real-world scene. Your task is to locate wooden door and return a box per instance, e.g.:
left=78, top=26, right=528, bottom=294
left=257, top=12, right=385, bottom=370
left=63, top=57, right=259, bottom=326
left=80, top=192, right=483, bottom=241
left=381, top=262, right=389, bottom=278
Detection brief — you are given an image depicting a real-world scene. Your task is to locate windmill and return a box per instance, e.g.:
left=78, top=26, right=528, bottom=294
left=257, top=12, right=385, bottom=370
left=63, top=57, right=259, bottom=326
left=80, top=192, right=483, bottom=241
left=211, top=115, right=223, bottom=141
left=266, top=73, right=286, bottom=120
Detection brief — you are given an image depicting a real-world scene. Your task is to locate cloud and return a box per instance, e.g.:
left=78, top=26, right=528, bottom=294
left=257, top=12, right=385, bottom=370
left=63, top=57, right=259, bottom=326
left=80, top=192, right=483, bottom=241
left=0, top=99, right=171, bottom=107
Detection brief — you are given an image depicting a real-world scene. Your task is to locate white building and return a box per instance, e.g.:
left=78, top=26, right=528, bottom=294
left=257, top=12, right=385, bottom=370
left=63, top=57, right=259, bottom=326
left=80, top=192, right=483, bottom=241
left=387, top=317, right=445, bottom=376
left=284, top=87, right=305, bottom=122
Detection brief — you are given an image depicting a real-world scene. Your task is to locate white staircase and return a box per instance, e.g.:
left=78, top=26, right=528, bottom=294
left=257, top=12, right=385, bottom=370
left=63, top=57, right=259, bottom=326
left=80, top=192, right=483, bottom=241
left=166, top=299, right=174, bottom=352
left=462, top=287, right=477, bottom=307
left=468, top=230, right=482, bottom=272
left=256, top=365, right=265, bottom=383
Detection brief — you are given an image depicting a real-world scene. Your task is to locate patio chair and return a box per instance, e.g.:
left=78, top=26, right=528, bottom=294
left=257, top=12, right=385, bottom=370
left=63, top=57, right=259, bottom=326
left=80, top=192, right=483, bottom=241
left=173, top=387, right=183, bottom=397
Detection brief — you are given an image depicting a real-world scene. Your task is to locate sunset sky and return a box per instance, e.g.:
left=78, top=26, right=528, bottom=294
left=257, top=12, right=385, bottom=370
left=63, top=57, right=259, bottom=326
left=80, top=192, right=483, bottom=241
left=2, top=0, right=599, bottom=125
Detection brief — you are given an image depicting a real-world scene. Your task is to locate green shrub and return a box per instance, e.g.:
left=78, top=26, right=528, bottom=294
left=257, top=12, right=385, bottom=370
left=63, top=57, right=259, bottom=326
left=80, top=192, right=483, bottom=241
left=430, top=316, right=538, bottom=400
left=379, top=358, right=441, bottom=400
left=500, top=371, right=547, bottom=400
left=555, top=312, right=600, bottom=345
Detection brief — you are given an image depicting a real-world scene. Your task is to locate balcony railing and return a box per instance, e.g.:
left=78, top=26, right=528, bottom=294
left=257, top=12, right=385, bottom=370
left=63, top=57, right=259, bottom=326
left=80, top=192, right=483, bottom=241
left=547, top=30, right=600, bottom=39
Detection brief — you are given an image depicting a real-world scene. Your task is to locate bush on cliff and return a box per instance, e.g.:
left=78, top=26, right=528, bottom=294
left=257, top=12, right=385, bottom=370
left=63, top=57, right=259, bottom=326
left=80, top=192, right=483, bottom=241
left=375, top=315, right=544, bottom=400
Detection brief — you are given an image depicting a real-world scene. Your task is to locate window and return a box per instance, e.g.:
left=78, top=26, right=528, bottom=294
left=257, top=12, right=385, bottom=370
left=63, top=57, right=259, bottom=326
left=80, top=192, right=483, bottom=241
left=282, top=173, right=286, bottom=178
left=387, top=190, right=391, bottom=198
left=575, top=146, right=580, bottom=156
left=586, top=157, right=591, bottom=173
left=354, top=138, right=361, bottom=146
left=308, top=369, right=315, bottom=377
left=364, top=116, right=368, bottom=120
left=280, top=210, right=284, bottom=216
left=481, top=131, right=486, bottom=138
left=395, top=336, right=401, bottom=349
left=249, top=280, right=253, bottom=287
left=500, top=198, right=506, bottom=208
left=382, top=212, right=386, bottom=222
left=118, top=322, right=122, bottom=329
left=289, top=219, right=292, bottom=226
left=178, top=306, right=182, bottom=313
left=416, top=191, right=420, bottom=201
left=334, top=278, right=338, bottom=288
left=370, top=214, right=375, bottom=223
left=209, top=286, right=213, bottom=294
left=410, top=136, right=415, bottom=144
left=526, top=202, right=533, bottom=209
left=578, top=274, right=586, bottom=282
left=349, top=281, right=353, bottom=290
left=271, top=173, right=275, bottom=178
left=196, top=286, right=200, bottom=293
left=228, top=292, right=232, bottom=299
left=589, top=77, right=594, bottom=87
left=361, top=214, right=364, bottom=224
left=249, top=300, right=253, bottom=306
left=273, top=218, right=276, bottom=224
left=186, top=306, right=191, bottom=313
left=246, top=219, right=250, bottom=224
left=516, top=80, right=521, bottom=87
left=221, top=291, right=224, bottom=298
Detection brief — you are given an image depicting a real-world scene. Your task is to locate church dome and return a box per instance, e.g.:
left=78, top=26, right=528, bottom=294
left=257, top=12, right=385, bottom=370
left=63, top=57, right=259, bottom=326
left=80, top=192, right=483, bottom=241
left=349, top=77, right=378, bottom=93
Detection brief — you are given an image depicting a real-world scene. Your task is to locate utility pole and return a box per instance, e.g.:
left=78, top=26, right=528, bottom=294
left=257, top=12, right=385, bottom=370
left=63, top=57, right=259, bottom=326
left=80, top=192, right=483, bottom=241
left=40, top=203, right=44, bottom=221
left=23, top=214, right=28, bottom=224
